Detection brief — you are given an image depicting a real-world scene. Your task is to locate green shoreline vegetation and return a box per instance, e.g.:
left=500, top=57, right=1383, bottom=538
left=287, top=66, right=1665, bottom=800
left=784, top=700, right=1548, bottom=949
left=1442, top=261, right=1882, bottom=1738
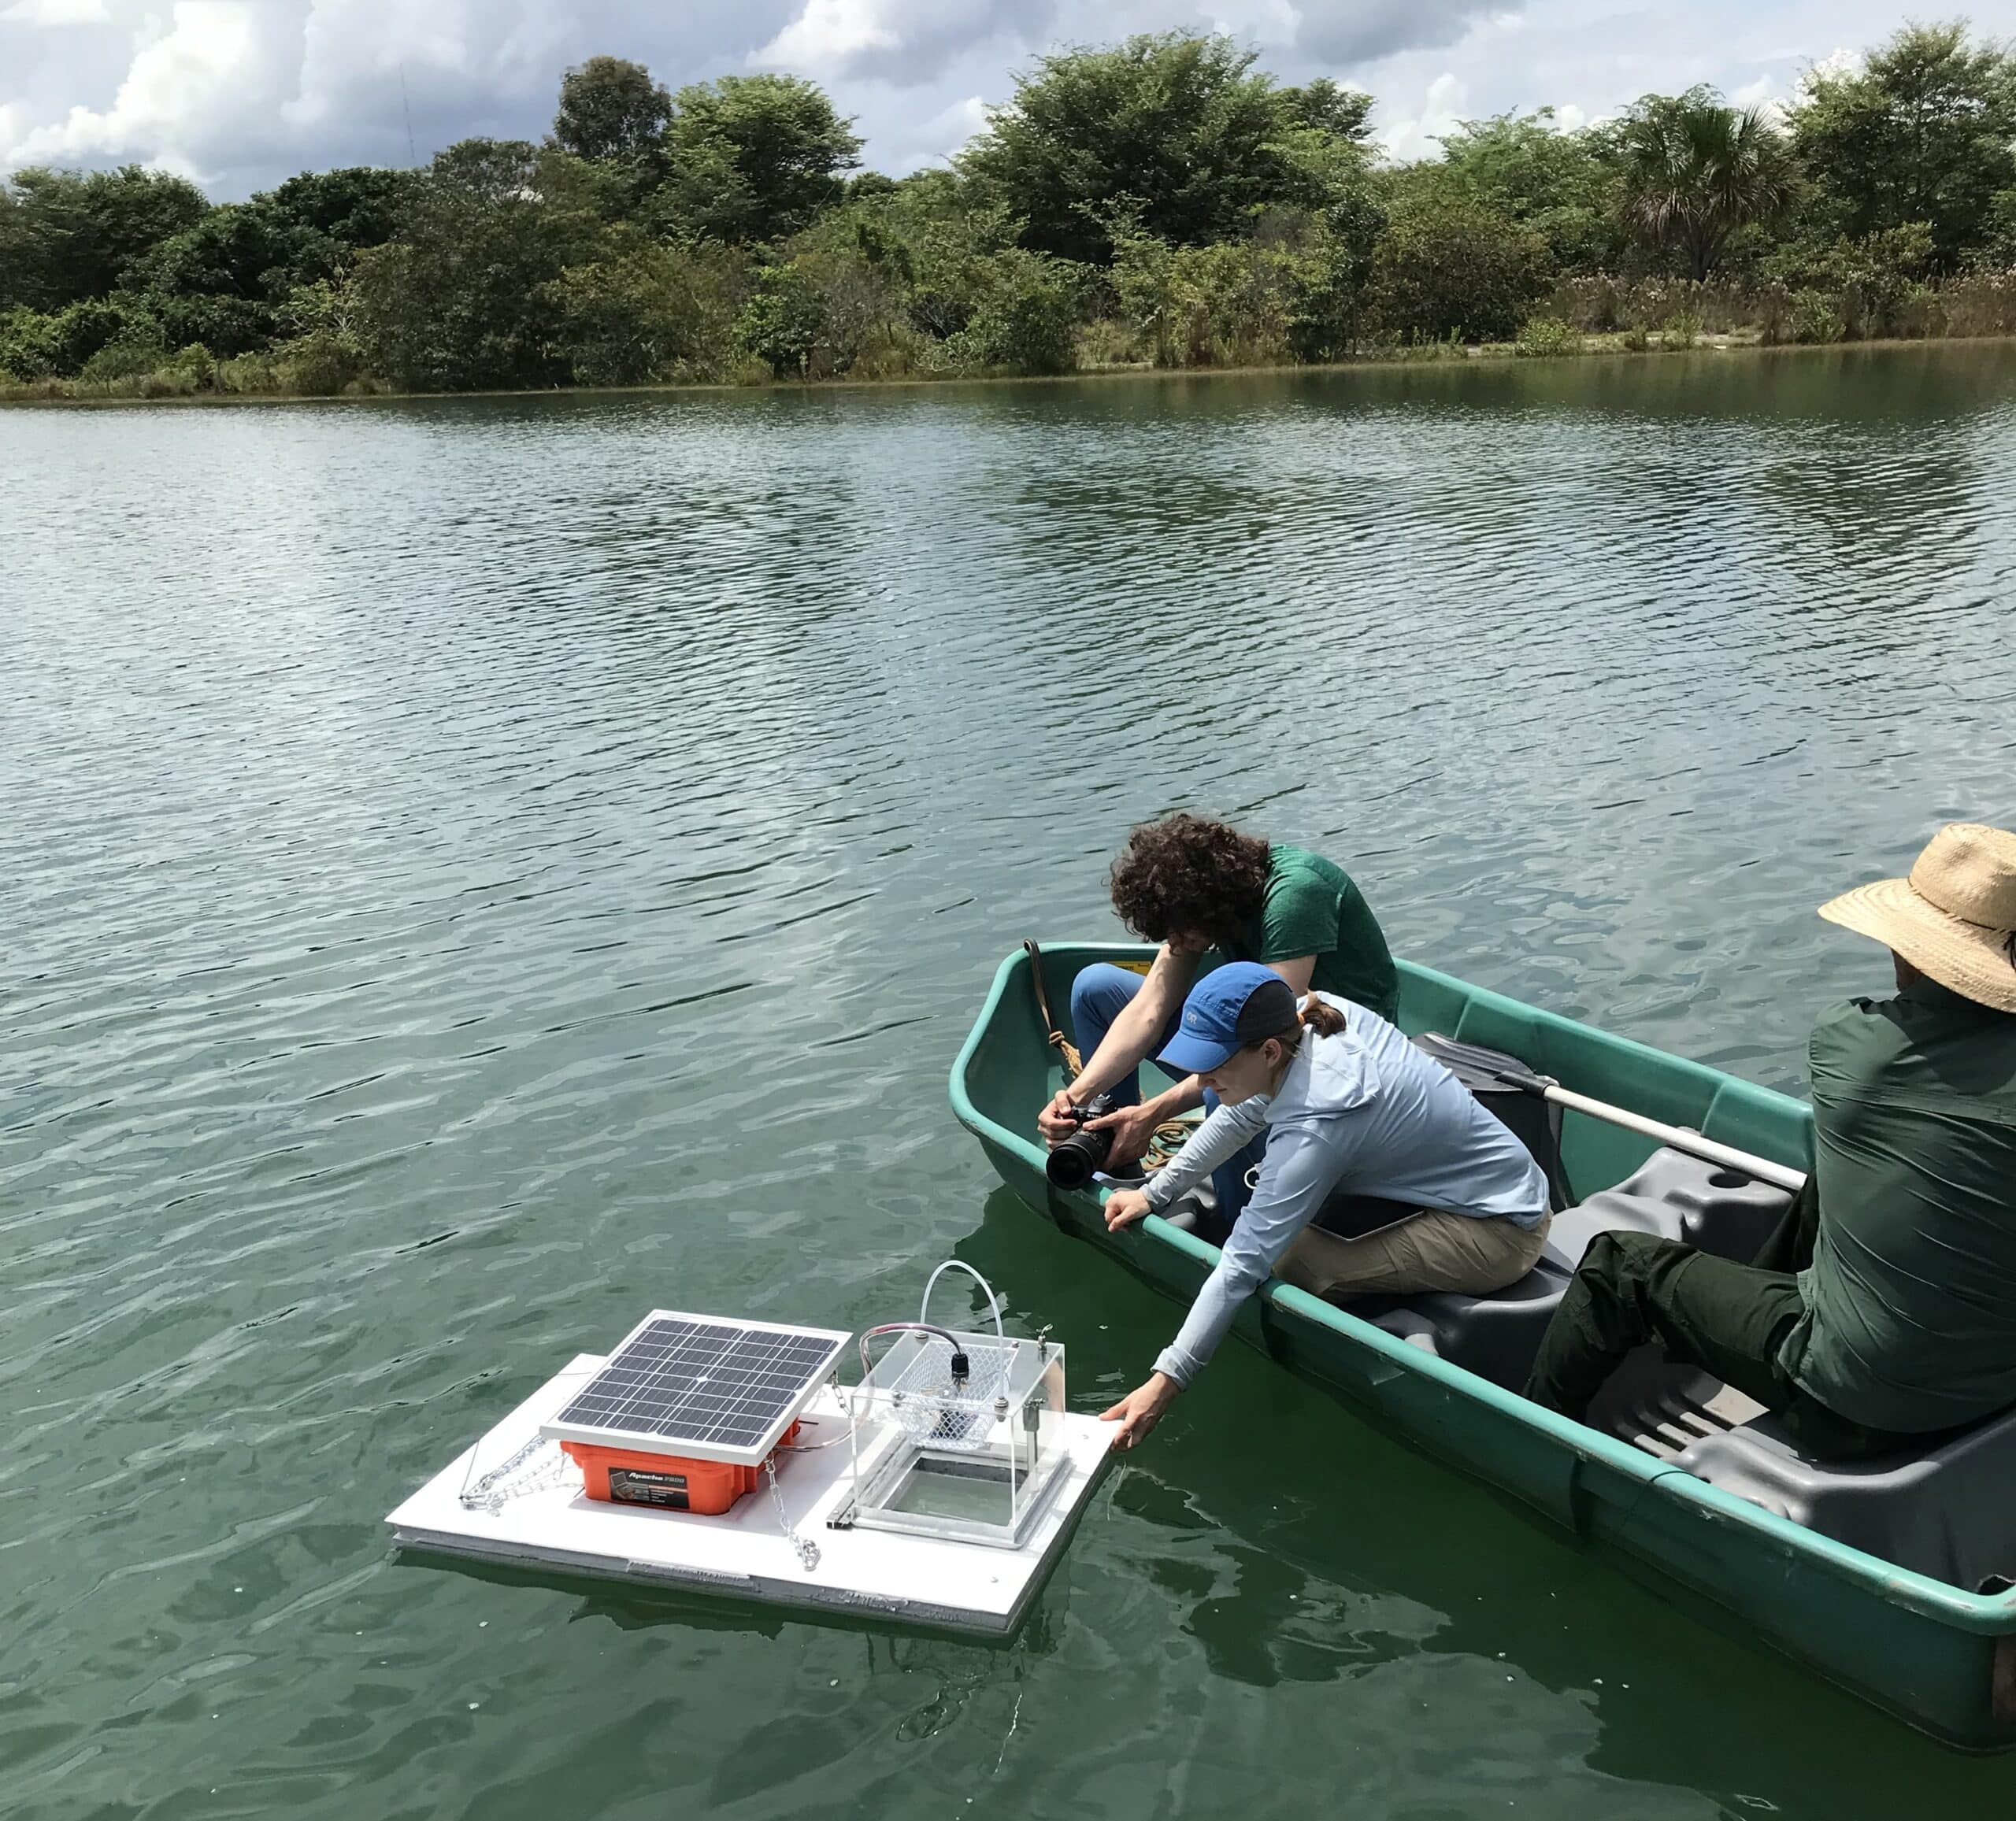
left=5, top=23, right=2016, bottom=405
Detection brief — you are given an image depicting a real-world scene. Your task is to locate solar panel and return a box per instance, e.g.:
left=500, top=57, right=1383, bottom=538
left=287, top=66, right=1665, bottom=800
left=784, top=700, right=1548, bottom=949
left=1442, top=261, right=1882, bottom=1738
left=541, top=1311, right=850, bottom=1466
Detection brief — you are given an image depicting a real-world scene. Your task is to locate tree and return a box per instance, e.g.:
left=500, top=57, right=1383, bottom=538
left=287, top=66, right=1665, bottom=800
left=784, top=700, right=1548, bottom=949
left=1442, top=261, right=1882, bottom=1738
left=350, top=140, right=613, bottom=390
left=962, top=33, right=1336, bottom=264
left=946, top=249, right=1082, bottom=373
left=1372, top=202, right=1551, bottom=341
left=1617, top=88, right=1792, bottom=280
left=0, top=165, right=209, bottom=311
left=551, top=56, right=673, bottom=163
left=122, top=204, right=306, bottom=353
left=1978, top=185, right=2016, bottom=268
left=1791, top=24, right=2016, bottom=272
left=1280, top=78, right=1374, bottom=143
left=261, top=167, right=417, bottom=246
left=661, top=76, right=861, bottom=244
left=1418, top=109, right=1625, bottom=273
left=0, top=295, right=158, bottom=378
left=542, top=229, right=740, bottom=384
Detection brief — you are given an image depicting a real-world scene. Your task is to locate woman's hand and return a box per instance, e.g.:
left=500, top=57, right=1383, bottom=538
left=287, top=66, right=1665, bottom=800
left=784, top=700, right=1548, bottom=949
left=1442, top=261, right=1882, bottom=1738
left=1103, top=1187, right=1153, bottom=1232
left=1101, top=1371, right=1179, bottom=1450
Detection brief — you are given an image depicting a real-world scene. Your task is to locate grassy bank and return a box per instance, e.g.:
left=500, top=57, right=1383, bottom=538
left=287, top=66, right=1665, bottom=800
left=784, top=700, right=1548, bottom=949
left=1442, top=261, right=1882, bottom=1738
left=7, top=318, right=2014, bottom=411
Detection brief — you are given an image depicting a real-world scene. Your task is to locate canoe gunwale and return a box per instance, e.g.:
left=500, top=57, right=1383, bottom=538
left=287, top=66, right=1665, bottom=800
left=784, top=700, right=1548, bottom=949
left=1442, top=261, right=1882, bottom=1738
left=947, top=941, right=2016, bottom=1638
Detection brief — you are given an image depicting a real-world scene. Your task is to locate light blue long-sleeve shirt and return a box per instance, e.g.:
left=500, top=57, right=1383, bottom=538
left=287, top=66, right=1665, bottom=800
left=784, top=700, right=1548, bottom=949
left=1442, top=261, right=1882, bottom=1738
left=1142, top=995, right=1548, bottom=1388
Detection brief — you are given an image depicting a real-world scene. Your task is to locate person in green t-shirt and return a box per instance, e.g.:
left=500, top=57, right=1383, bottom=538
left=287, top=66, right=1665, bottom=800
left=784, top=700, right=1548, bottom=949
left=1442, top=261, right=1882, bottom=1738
left=1038, top=813, right=1399, bottom=1213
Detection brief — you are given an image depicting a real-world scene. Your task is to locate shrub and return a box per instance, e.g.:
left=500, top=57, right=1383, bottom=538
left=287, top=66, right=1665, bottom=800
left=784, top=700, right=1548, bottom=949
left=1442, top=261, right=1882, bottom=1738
left=1789, top=291, right=1844, bottom=343
left=1109, top=224, right=1316, bottom=368
left=735, top=248, right=906, bottom=378
left=1943, top=267, right=2016, bottom=336
left=963, top=250, right=1081, bottom=374
left=276, top=330, right=363, bottom=395
left=1766, top=224, right=1935, bottom=338
left=1514, top=314, right=1580, bottom=356
left=1, top=298, right=158, bottom=378
left=543, top=235, right=742, bottom=385
left=1371, top=203, right=1551, bottom=343
left=78, top=335, right=174, bottom=382
left=216, top=352, right=280, bottom=393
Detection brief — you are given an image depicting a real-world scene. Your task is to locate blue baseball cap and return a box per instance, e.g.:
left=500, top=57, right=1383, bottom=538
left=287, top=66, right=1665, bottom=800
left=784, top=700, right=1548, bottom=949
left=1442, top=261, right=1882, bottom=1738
left=1157, top=963, right=1301, bottom=1075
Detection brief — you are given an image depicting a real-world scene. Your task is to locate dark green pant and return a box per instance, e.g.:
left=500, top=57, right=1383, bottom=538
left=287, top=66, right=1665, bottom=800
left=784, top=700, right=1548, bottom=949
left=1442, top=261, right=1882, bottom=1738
left=1522, top=1196, right=1916, bottom=1461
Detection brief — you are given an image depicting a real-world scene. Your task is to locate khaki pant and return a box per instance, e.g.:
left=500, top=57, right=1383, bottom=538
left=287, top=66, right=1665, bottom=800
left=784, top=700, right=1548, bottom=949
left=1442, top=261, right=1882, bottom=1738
left=1277, top=1209, right=1551, bottom=1301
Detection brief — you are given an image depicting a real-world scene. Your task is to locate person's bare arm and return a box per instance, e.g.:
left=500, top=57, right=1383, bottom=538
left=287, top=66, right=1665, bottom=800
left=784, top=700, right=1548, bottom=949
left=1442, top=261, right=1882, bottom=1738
left=1037, top=942, right=1202, bottom=1144
left=1266, top=954, right=1316, bottom=995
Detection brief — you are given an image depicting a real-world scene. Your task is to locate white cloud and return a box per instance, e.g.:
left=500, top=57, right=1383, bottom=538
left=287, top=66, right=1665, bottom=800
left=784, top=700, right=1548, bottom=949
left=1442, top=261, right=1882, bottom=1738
left=758, top=0, right=900, bottom=71
left=1380, top=69, right=1468, bottom=161
left=885, top=89, right=986, bottom=167
left=0, top=0, right=109, bottom=23
left=6, top=2, right=281, bottom=166
left=1807, top=44, right=1864, bottom=83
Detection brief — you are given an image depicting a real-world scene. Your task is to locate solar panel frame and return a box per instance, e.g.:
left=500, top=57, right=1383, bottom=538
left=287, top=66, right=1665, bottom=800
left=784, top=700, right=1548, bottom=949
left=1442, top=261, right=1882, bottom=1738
left=540, top=1310, right=852, bottom=1466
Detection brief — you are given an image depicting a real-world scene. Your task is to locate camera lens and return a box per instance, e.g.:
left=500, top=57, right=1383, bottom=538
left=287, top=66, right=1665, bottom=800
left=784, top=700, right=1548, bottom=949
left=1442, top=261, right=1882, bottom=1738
left=1045, top=1125, right=1112, bottom=1190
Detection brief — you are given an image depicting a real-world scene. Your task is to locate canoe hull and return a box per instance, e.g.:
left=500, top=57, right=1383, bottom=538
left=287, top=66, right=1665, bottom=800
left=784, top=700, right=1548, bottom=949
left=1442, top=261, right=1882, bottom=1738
left=954, top=945, right=2016, bottom=1749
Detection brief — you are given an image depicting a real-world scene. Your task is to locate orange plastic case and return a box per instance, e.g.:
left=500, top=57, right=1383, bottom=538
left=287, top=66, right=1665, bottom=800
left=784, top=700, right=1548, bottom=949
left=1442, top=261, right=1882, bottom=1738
left=561, top=1423, right=801, bottom=1514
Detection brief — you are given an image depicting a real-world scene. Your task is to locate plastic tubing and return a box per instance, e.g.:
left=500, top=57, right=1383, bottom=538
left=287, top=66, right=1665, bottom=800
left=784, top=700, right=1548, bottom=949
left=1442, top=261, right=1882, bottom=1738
left=920, top=1258, right=1006, bottom=1345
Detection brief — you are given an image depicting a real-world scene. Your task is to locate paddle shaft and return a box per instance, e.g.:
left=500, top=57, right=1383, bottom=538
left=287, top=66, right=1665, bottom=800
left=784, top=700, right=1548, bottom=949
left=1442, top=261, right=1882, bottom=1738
left=1540, top=1082, right=1809, bottom=1194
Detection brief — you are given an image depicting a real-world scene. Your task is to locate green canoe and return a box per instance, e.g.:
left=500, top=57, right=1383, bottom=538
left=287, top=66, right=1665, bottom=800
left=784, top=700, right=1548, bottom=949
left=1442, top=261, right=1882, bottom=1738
left=949, top=942, right=2016, bottom=1750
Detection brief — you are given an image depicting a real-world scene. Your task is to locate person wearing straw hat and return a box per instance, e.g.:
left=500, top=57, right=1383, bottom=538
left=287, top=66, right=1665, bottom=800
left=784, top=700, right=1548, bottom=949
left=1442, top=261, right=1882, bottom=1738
left=1525, top=823, right=2016, bottom=1459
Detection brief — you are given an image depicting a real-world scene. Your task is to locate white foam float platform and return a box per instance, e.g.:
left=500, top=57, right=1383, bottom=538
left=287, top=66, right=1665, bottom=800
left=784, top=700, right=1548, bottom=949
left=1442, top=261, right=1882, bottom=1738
left=387, top=1355, right=1117, bottom=1634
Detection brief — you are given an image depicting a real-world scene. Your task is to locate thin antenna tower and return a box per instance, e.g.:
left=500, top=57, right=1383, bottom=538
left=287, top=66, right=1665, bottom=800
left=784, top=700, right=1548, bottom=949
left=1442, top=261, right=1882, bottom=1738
left=398, top=64, right=417, bottom=166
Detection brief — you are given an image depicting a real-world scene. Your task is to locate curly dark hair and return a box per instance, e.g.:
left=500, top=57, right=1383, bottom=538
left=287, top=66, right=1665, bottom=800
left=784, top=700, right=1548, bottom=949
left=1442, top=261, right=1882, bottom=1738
left=1108, top=813, right=1272, bottom=946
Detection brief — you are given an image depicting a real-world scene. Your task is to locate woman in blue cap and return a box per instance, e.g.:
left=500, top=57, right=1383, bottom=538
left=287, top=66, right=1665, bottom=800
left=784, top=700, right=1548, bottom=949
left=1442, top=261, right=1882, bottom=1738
left=1099, top=963, right=1551, bottom=1449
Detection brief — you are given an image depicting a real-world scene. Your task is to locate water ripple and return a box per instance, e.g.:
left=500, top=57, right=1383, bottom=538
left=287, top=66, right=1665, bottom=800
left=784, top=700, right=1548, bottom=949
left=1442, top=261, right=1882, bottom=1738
left=2, top=346, right=2014, bottom=1819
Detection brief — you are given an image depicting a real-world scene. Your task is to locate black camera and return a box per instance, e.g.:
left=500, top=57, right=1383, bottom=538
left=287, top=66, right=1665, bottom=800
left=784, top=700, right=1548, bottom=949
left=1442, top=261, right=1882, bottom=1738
left=1046, top=1091, right=1116, bottom=1190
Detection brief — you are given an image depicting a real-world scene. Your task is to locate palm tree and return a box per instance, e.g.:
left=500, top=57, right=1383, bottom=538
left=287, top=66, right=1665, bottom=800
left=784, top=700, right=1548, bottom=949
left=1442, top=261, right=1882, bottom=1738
left=1618, top=88, right=1793, bottom=280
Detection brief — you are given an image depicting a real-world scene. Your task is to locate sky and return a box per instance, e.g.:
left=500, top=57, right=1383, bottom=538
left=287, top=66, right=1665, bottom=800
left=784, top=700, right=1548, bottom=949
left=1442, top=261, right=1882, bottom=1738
left=2, top=1, right=2014, bottom=198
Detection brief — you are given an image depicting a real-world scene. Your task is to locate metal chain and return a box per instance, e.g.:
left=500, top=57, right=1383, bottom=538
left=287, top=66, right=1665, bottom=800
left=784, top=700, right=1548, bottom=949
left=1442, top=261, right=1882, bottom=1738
left=458, top=1437, right=580, bottom=1513
left=764, top=1456, right=821, bottom=1572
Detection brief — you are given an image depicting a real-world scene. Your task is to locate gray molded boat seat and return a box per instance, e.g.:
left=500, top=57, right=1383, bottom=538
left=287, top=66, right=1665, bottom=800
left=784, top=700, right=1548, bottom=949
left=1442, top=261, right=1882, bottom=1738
left=1547, top=1147, right=1793, bottom=1268
left=1354, top=1149, right=1796, bottom=1390
left=1673, top=1401, right=2016, bottom=1591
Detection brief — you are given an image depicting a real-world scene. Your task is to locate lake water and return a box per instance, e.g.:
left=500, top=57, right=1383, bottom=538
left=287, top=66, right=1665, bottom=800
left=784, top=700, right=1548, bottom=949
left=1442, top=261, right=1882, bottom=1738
left=5, top=344, right=2016, bottom=1819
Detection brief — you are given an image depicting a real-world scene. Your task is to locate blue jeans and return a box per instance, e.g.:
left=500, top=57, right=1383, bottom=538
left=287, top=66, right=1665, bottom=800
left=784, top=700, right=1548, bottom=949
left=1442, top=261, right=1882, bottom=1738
left=1069, top=962, right=1267, bottom=1222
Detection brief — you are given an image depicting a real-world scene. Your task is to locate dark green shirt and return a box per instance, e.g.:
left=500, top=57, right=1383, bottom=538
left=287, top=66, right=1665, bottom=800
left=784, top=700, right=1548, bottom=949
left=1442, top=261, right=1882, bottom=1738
left=1226, top=845, right=1399, bottom=1025
left=1780, top=979, right=2016, bottom=1434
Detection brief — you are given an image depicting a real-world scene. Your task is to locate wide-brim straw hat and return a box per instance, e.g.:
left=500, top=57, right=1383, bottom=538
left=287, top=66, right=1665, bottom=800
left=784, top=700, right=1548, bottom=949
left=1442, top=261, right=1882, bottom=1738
left=1818, top=823, right=2016, bottom=1015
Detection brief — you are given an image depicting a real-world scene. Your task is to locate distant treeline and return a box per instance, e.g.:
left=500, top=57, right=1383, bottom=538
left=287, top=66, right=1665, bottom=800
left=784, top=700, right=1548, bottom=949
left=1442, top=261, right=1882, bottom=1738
left=5, top=23, right=2016, bottom=400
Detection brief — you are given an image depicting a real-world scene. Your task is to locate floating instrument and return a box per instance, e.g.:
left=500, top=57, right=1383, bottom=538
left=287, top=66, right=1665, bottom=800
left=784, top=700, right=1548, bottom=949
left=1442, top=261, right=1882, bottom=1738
left=387, top=1262, right=1111, bottom=1634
